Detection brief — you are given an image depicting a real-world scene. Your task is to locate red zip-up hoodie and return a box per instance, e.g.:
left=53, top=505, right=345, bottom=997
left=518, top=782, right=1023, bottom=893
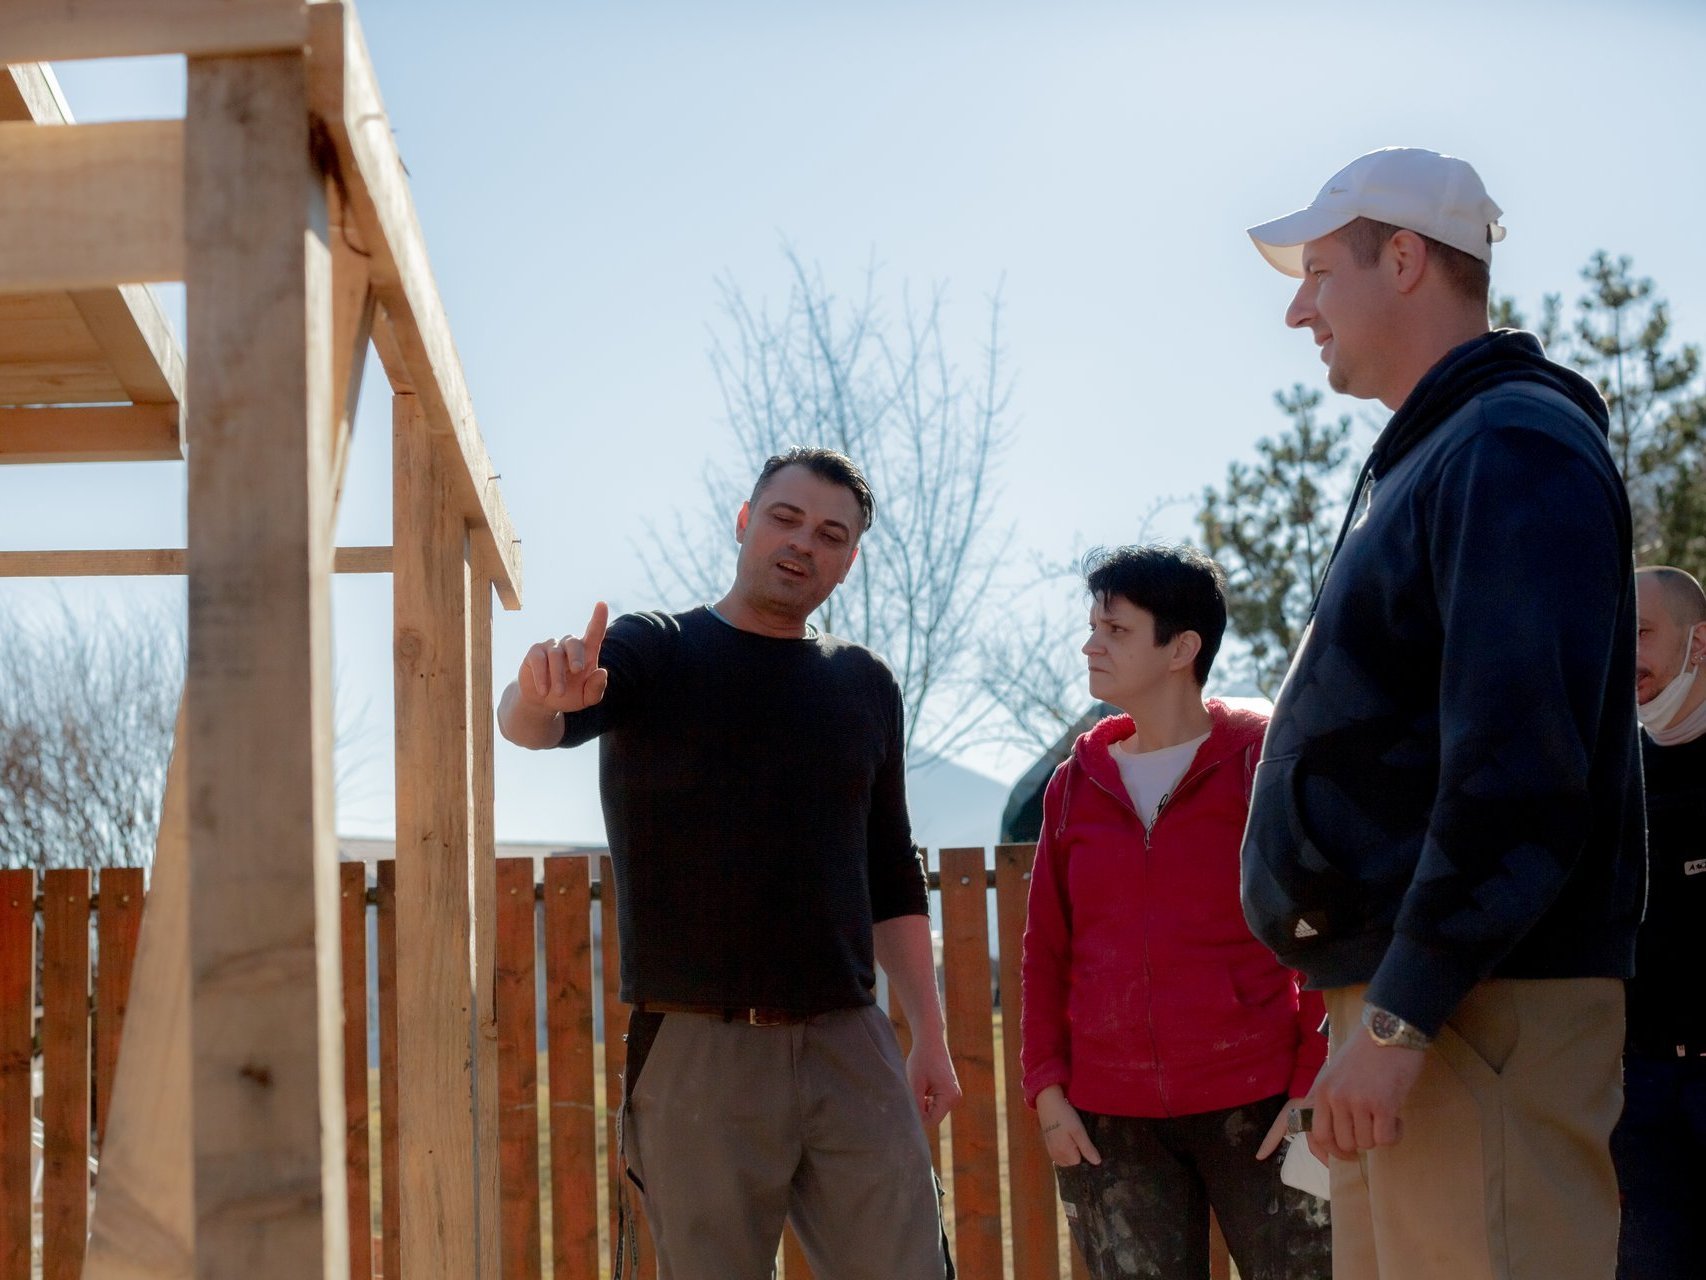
left=1020, top=699, right=1326, bottom=1117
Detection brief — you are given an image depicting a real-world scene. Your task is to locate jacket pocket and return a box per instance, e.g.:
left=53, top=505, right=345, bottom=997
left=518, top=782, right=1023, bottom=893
left=1242, top=753, right=1367, bottom=955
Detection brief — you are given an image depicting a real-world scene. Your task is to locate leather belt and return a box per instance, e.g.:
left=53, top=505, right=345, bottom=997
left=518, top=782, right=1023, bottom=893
left=635, top=1000, right=810, bottom=1027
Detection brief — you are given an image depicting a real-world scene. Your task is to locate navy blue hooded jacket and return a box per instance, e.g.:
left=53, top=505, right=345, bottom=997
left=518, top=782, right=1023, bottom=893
left=1241, top=330, right=1645, bottom=1037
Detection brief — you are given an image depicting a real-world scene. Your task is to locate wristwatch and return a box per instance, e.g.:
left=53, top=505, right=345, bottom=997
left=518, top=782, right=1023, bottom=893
left=1361, top=1003, right=1432, bottom=1050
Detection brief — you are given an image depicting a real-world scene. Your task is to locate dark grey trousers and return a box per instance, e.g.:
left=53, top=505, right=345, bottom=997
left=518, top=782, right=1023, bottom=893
left=622, top=1004, right=948, bottom=1280
left=1054, top=1094, right=1331, bottom=1280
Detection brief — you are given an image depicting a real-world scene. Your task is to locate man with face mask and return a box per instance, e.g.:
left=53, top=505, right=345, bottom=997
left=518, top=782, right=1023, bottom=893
left=1615, top=565, right=1706, bottom=1279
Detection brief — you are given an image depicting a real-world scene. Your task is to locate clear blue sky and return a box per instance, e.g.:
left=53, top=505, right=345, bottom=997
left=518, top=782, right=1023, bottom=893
left=5, top=0, right=1702, bottom=843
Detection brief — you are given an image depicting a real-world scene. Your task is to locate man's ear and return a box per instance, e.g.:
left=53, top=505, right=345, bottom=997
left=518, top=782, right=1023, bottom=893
left=735, top=500, right=751, bottom=543
left=1388, top=229, right=1430, bottom=296
left=1170, top=630, right=1203, bottom=674
left=836, top=543, right=860, bottom=583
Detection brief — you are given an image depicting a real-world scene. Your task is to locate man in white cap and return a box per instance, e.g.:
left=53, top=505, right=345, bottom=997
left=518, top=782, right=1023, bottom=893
left=1238, top=147, right=1645, bottom=1279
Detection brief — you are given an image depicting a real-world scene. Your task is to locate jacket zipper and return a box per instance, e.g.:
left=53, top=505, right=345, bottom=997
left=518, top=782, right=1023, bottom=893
left=1086, top=753, right=1230, bottom=1116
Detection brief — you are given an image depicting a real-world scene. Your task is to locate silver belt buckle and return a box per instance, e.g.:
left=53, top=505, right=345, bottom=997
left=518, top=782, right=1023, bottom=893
left=748, top=1007, right=783, bottom=1027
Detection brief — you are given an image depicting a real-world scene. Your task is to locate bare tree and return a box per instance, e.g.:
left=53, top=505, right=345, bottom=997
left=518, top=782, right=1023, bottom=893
left=0, top=598, right=374, bottom=871
left=647, top=248, right=1015, bottom=758
left=0, top=600, right=181, bottom=871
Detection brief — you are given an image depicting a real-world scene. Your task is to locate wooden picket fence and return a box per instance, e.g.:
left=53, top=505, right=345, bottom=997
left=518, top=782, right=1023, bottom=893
left=1, top=850, right=1233, bottom=1280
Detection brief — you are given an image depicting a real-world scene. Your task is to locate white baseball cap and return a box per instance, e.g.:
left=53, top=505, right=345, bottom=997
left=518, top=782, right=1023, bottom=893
left=1247, top=147, right=1506, bottom=277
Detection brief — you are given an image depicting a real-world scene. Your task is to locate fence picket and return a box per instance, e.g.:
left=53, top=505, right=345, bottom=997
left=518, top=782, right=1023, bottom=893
left=598, top=857, right=656, bottom=1279
left=0, top=871, right=32, bottom=1280
left=995, top=843, right=1059, bottom=1280
left=340, top=862, right=374, bottom=1280
left=542, top=857, right=598, bottom=1280
left=92, top=867, right=143, bottom=1151
left=495, top=857, right=542, bottom=1279
left=941, top=849, right=1004, bottom=1280
left=41, top=869, right=90, bottom=1280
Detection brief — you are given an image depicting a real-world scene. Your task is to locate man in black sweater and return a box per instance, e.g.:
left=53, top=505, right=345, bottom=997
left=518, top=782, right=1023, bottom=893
left=1615, top=565, right=1706, bottom=1279
left=498, top=448, right=959, bottom=1279
left=1241, top=148, right=1644, bottom=1280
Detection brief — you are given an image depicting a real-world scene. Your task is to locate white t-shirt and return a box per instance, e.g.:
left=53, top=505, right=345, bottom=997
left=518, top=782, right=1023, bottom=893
left=1112, top=730, right=1210, bottom=828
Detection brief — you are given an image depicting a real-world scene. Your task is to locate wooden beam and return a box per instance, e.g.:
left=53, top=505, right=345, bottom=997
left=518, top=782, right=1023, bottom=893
left=327, top=188, right=375, bottom=511
left=0, top=121, right=184, bottom=291
left=0, top=547, right=392, bottom=577
left=69, top=286, right=187, bottom=407
left=1, top=62, right=73, bottom=124
left=0, top=405, right=181, bottom=463
left=0, top=0, right=307, bottom=65
left=308, top=2, right=522, bottom=610
left=392, top=393, right=479, bottom=1277
left=184, top=52, right=346, bottom=1278
left=84, top=700, right=194, bottom=1280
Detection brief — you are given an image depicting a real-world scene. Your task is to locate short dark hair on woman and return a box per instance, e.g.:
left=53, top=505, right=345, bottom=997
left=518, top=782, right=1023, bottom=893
left=1083, top=544, right=1228, bottom=685
left=750, top=446, right=876, bottom=533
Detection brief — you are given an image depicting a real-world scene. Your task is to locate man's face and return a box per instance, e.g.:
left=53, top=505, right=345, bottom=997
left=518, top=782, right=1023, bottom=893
left=1082, top=595, right=1188, bottom=709
left=1635, top=575, right=1703, bottom=704
left=732, top=464, right=863, bottom=619
left=1286, top=231, right=1396, bottom=401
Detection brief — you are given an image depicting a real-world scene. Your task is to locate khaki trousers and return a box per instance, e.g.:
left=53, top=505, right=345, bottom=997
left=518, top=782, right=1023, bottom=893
left=1323, top=979, right=1624, bottom=1280
left=623, top=1004, right=946, bottom=1280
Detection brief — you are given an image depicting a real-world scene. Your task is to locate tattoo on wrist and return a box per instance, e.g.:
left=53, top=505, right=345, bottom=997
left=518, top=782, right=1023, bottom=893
left=1041, top=1121, right=1061, bottom=1133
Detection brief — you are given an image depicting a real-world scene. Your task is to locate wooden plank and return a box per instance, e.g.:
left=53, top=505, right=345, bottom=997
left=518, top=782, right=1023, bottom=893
left=68, top=286, right=187, bottom=408
left=183, top=52, right=345, bottom=1278
left=0, top=292, right=105, bottom=367
left=375, top=861, right=401, bottom=1280
left=327, top=184, right=375, bottom=513
left=598, top=860, right=655, bottom=1280
left=392, top=392, right=476, bottom=1278
left=0, top=871, right=33, bottom=1280
left=0, top=404, right=181, bottom=463
left=84, top=699, right=193, bottom=1280
left=41, top=869, right=92, bottom=1280
left=93, top=867, right=145, bottom=1148
left=995, top=843, right=1058, bottom=1280
left=0, top=547, right=392, bottom=578
left=495, top=859, right=542, bottom=1280
left=340, top=863, right=373, bottom=1280
left=1210, top=1213, right=1230, bottom=1280
left=940, top=849, right=1003, bottom=1280
left=0, top=360, right=125, bottom=405
left=0, top=121, right=184, bottom=292
left=306, top=2, right=522, bottom=610
left=542, top=858, right=597, bottom=1280
left=781, top=1227, right=813, bottom=1279
left=1, top=62, right=72, bottom=123
left=467, top=572, right=500, bottom=1280
left=0, top=0, right=307, bottom=64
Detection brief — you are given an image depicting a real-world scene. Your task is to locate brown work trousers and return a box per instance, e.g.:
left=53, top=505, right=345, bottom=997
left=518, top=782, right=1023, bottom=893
left=1323, top=979, right=1624, bottom=1280
left=622, top=1003, right=947, bottom=1280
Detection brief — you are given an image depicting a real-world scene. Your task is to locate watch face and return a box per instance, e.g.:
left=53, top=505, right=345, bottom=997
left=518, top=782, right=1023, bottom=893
left=1367, top=1009, right=1402, bottom=1042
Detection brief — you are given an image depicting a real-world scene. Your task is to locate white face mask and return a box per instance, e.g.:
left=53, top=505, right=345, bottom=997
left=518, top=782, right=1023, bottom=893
left=1637, top=623, right=1705, bottom=731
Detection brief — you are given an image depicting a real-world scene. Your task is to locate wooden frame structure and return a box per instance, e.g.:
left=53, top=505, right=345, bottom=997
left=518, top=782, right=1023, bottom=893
left=2, top=3, right=521, bottom=1275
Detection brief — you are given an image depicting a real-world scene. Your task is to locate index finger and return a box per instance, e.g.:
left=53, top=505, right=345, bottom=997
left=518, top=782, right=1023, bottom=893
left=582, top=601, right=609, bottom=668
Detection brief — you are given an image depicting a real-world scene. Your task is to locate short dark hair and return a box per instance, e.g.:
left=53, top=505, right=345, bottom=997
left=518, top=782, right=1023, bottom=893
left=1637, top=565, right=1706, bottom=627
left=1338, top=217, right=1490, bottom=305
left=750, top=447, right=875, bottom=533
left=1083, top=544, right=1228, bottom=685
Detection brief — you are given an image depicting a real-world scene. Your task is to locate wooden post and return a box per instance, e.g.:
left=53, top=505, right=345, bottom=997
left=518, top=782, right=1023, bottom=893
left=42, top=869, right=92, bottom=1280
left=184, top=52, right=347, bottom=1278
left=542, top=858, right=598, bottom=1280
left=391, top=392, right=477, bottom=1277
left=467, top=571, right=500, bottom=1280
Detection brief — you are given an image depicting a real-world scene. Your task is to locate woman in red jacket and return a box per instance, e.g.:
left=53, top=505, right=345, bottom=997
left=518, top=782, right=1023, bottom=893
left=1021, top=545, right=1329, bottom=1280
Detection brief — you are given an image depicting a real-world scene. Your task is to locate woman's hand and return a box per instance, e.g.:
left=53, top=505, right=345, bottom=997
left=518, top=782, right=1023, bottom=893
left=1036, top=1085, right=1101, bottom=1168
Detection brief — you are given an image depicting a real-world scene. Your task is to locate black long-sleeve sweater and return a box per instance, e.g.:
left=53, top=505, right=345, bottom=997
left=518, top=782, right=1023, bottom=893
left=1242, top=331, right=1646, bottom=1037
left=1627, top=730, right=1706, bottom=1056
left=558, top=606, right=927, bottom=1013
